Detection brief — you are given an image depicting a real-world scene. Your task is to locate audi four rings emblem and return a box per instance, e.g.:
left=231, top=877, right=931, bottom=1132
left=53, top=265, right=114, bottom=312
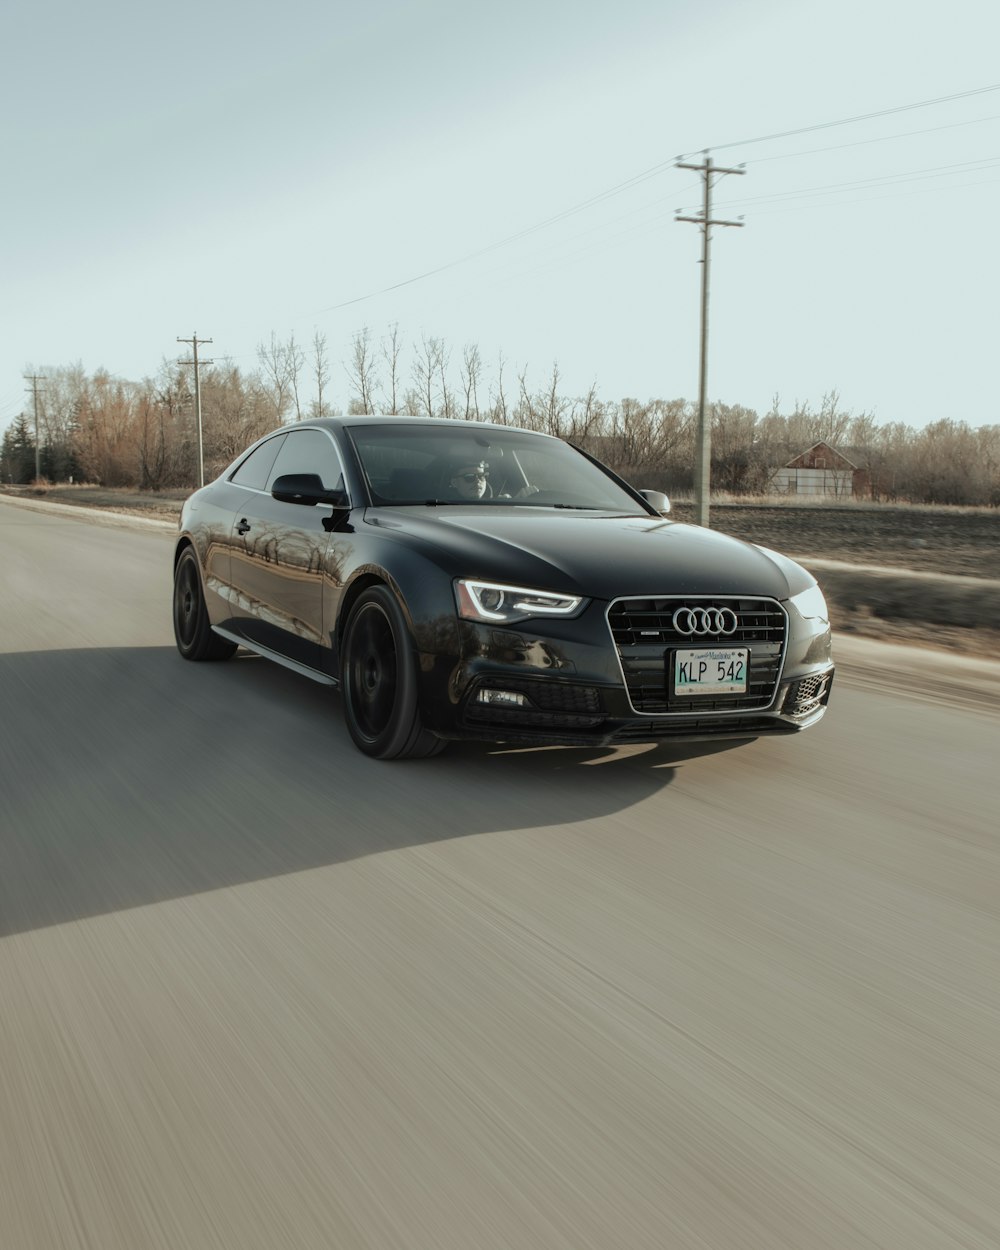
left=672, top=606, right=739, bottom=636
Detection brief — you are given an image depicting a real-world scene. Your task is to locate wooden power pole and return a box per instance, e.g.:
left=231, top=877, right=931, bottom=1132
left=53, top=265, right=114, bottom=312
left=177, top=333, right=213, bottom=488
left=23, top=373, right=45, bottom=482
left=676, top=155, right=745, bottom=528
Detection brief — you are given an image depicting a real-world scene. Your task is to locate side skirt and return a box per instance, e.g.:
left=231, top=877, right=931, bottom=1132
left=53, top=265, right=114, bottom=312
left=211, top=626, right=339, bottom=688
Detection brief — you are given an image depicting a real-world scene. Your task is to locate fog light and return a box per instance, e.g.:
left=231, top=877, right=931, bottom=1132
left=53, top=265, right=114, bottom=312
left=476, top=689, right=528, bottom=707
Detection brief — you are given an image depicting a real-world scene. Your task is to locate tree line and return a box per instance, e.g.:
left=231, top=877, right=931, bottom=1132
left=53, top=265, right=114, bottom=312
left=3, top=328, right=999, bottom=506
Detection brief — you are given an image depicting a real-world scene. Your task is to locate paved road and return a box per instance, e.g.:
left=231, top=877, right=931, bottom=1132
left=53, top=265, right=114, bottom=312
left=2, top=496, right=998, bottom=1250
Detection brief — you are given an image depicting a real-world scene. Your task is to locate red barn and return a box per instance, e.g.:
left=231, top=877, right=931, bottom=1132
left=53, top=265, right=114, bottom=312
left=770, top=442, right=869, bottom=497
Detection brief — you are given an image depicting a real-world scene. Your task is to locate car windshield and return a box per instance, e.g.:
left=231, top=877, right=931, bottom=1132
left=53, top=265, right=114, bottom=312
left=348, top=424, right=648, bottom=511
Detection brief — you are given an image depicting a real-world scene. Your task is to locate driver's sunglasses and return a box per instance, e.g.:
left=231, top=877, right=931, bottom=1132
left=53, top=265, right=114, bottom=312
left=458, top=470, right=489, bottom=482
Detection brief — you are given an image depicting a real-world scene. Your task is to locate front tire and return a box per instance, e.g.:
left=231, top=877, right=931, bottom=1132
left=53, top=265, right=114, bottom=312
left=173, top=547, right=237, bottom=662
left=341, top=586, right=445, bottom=759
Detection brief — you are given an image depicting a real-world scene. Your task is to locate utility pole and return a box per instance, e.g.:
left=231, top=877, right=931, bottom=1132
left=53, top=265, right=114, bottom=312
left=23, top=373, right=45, bottom=482
left=177, top=333, right=213, bottom=488
left=676, top=155, right=745, bottom=528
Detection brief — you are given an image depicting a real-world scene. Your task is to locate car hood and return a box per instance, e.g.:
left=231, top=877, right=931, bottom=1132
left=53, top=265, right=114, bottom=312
left=370, top=508, right=806, bottom=600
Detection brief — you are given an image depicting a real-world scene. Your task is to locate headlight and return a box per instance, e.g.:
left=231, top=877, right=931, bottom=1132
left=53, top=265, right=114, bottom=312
left=455, top=579, right=586, bottom=624
left=788, top=583, right=829, bottom=621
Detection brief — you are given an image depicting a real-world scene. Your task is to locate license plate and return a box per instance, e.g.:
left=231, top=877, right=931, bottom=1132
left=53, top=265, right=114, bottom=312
left=674, top=648, right=749, bottom=696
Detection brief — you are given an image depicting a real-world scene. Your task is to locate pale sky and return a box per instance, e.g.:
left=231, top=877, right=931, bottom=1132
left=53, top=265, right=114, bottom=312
left=3, top=0, right=999, bottom=433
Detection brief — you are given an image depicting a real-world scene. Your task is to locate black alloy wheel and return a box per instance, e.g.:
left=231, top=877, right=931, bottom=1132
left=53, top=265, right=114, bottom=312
left=341, top=585, right=445, bottom=759
left=173, top=547, right=237, bottom=662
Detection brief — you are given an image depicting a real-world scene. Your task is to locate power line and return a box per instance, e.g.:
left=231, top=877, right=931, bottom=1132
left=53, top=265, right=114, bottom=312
left=316, top=167, right=701, bottom=314
left=0, top=390, right=26, bottom=415
left=729, top=173, right=1000, bottom=219
left=445, top=208, right=679, bottom=312
left=702, top=156, right=1000, bottom=213
left=749, top=111, right=1000, bottom=165
left=317, top=83, right=1000, bottom=318
left=677, top=82, right=1000, bottom=159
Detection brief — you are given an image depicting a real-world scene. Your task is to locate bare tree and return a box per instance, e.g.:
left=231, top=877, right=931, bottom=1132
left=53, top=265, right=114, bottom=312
left=516, top=364, right=539, bottom=430
left=612, top=397, right=646, bottom=471
left=412, top=334, right=445, bottom=417
left=347, top=327, right=379, bottom=415
left=543, top=362, right=569, bottom=437
left=909, top=418, right=986, bottom=504
left=847, top=411, right=890, bottom=501
left=150, top=362, right=196, bottom=484
left=489, top=351, right=510, bottom=425
left=977, top=424, right=1000, bottom=505
left=436, top=338, right=455, bottom=419
left=311, top=330, right=330, bottom=418
left=200, top=362, right=275, bottom=476
left=650, top=398, right=694, bottom=490
left=257, top=333, right=295, bottom=423
left=286, top=332, right=306, bottom=421
left=460, top=342, right=482, bottom=420
left=815, top=389, right=852, bottom=447
left=135, top=391, right=171, bottom=490
left=74, top=371, right=139, bottom=486
left=569, top=382, right=601, bottom=443
left=380, top=323, right=403, bottom=415
left=711, top=403, right=758, bottom=492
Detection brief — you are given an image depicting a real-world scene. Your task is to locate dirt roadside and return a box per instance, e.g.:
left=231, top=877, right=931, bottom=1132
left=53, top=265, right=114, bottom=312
left=4, top=486, right=999, bottom=659
left=677, top=502, right=1000, bottom=659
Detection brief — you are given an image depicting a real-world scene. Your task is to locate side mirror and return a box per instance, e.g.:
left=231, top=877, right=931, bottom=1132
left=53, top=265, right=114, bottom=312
left=639, top=489, right=671, bottom=515
left=272, top=473, right=349, bottom=508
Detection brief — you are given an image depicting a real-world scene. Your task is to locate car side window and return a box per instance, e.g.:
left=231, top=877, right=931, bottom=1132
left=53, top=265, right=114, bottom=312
left=229, top=435, right=286, bottom=490
left=266, top=429, right=346, bottom=494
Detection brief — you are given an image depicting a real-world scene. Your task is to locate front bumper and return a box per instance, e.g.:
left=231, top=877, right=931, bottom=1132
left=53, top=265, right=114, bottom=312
left=456, top=667, right=833, bottom=746
left=424, top=597, right=834, bottom=746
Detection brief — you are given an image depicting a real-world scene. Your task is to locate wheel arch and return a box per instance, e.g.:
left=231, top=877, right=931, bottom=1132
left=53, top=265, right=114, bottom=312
left=173, top=535, right=196, bottom=569
left=336, top=569, right=404, bottom=650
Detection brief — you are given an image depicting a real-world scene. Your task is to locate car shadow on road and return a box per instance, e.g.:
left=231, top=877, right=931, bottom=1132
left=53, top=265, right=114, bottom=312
left=0, top=647, right=752, bottom=937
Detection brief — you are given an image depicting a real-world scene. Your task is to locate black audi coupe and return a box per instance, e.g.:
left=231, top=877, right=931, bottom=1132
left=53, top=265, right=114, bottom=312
left=172, top=417, right=834, bottom=759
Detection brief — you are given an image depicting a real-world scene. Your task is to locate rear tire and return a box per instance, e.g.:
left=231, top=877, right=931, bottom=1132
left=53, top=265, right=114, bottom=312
left=173, top=547, right=237, bottom=662
left=341, top=586, right=446, bottom=759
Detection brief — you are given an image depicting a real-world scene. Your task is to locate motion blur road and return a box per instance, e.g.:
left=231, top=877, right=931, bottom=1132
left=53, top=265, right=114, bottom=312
left=2, top=495, right=998, bottom=1250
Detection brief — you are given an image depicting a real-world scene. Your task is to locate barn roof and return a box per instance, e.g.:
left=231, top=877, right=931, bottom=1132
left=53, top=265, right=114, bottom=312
left=782, top=441, right=858, bottom=471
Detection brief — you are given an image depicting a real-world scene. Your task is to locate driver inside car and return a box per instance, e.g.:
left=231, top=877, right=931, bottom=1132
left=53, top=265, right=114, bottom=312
left=448, top=460, right=491, bottom=500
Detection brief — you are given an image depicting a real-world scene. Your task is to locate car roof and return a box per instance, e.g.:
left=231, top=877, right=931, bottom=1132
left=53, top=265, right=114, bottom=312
left=295, top=416, right=559, bottom=439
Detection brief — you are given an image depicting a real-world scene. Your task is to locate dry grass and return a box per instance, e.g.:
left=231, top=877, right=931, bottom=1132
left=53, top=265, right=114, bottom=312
left=673, top=492, right=1000, bottom=516
left=2, top=483, right=187, bottom=521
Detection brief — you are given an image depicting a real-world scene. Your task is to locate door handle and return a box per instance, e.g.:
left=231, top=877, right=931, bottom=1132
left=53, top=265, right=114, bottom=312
left=236, top=518, right=251, bottom=536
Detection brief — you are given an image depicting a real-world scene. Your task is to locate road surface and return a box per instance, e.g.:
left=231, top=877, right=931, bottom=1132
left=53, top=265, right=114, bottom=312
left=1, top=495, right=998, bottom=1249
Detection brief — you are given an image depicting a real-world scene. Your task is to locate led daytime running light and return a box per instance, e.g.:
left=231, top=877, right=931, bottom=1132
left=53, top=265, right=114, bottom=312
left=456, top=579, right=584, bottom=623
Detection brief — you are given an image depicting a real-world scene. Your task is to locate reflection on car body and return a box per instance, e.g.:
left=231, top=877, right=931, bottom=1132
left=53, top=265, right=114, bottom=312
left=172, top=417, right=834, bottom=759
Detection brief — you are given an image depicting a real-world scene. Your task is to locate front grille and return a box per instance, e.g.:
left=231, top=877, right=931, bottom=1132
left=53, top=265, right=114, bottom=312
left=785, top=671, right=832, bottom=717
left=607, top=596, right=787, bottom=715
